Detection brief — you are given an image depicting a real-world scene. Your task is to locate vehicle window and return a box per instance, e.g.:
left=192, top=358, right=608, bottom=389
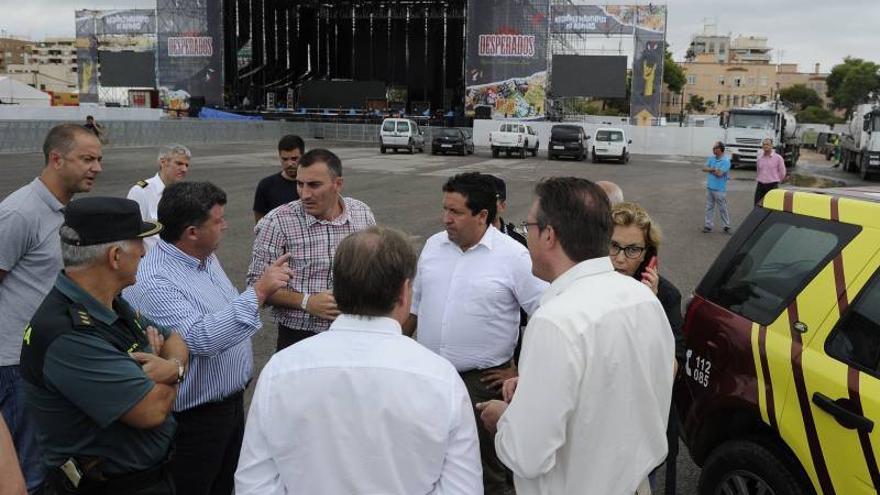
left=396, top=121, right=410, bottom=132
left=382, top=121, right=395, bottom=132
left=704, top=212, right=859, bottom=326
left=500, top=124, right=514, bottom=133
left=438, top=129, right=460, bottom=138
left=552, top=127, right=580, bottom=139
left=827, top=272, right=880, bottom=377
left=596, top=130, right=624, bottom=142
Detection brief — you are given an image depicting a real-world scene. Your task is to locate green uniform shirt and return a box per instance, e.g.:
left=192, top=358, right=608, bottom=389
left=20, top=272, right=176, bottom=475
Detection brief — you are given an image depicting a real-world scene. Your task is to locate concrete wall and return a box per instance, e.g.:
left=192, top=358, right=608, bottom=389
left=472, top=120, right=724, bottom=157
left=2, top=118, right=723, bottom=157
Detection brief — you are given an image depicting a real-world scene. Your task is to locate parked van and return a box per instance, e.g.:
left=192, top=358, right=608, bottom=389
left=592, top=127, right=631, bottom=163
left=379, top=118, right=425, bottom=154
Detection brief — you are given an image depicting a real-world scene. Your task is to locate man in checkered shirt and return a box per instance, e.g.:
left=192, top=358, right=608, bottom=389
left=247, top=149, right=376, bottom=351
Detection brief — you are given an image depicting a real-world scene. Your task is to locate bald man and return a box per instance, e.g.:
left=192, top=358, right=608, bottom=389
left=597, top=181, right=624, bottom=205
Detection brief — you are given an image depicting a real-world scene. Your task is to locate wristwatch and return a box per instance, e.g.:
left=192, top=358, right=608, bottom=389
left=173, top=358, right=185, bottom=384
left=300, top=293, right=311, bottom=312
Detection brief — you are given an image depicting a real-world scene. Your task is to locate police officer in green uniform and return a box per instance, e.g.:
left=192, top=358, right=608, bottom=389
left=20, top=197, right=189, bottom=494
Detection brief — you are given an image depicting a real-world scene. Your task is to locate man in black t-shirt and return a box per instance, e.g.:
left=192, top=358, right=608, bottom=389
left=253, top=135, right=305, bottom=223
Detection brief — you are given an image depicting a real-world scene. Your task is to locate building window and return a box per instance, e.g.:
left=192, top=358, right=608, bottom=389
left=760, top=76, right=769, bottom=87
left=687, top=75, right=697, bottom=85
left=719, top=75, right=725, bottom=85
left=718, top=94, right=723, bottom=104
left=726, top=95, right=731, bottom=106
left=709, top=42, right=715, bottom=53
left=734, top=77, right=742, bottom=87
left=733, top=95, right=740, bottom=106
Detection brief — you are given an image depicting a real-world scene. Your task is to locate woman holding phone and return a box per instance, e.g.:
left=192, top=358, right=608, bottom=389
left=609, top=201, right=684, bottom=494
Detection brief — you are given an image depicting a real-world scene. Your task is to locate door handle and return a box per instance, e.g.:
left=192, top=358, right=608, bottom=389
left=812, top=392, right=874, bottom=432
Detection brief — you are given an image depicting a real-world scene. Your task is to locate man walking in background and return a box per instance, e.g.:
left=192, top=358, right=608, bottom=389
left=702, top=141, right=732, bottom=234
left=755, top=137, right=787, bottom=205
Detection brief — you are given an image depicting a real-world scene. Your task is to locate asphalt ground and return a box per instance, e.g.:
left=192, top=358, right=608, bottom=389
left=0, top=141, right=867, bottom=494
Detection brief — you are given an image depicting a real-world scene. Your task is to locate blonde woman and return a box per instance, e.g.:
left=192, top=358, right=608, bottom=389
left=610, top=201, right=684, bottom=494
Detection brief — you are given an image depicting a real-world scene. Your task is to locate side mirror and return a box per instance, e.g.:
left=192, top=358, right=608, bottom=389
left=586, top=135, right=592, bottom=140
left=628, top=139, right=632, bottom=144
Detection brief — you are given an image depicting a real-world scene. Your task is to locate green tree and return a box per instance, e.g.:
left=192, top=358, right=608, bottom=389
left=685, top=95, right=706, bottom=113
left=796, top=105, right=844, bottom=125
left=779, top=84, right=823, bottom=110
left=826, top=57, right=880, bottom=117
left=663, top=45, right=686, bottom=95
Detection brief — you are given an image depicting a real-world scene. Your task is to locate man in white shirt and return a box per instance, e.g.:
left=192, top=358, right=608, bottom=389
left=236, top=226, right=482, bottom=495
left=477, top=177, right=675, bottom=495
left=404, top=172, right=547, bottom=495
left=126, top=144, right=191, bottom=250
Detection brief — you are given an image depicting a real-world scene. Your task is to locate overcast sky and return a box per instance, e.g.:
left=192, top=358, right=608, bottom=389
left=1, top=0, right=876, bottom=74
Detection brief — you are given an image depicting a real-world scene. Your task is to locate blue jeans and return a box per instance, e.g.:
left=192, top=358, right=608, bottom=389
left=1, top=365, right=46, bottom=492
left=705, top=189, right=731, bottom=230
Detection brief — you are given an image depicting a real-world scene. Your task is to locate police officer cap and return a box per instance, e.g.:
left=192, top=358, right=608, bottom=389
left=61, top=197, right=163, bottom=246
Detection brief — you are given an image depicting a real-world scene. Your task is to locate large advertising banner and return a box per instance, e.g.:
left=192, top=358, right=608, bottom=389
left=631, top=33, right=665, bottom=123
left=465, top=0, right=550, bottom=119
left=156, top=0, right=224, bottom=108
left=75, top=9, right=157, bottom=102
left=549, top=4, right=666, bottom=35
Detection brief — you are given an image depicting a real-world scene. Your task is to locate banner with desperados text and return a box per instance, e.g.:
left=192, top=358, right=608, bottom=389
left=465, top=0, right=550, bottom=119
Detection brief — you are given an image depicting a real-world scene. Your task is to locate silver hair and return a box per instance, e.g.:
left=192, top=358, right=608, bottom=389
left=157, top=144, right=192, bottom=163
left=60, top=226, right=131, bottom=268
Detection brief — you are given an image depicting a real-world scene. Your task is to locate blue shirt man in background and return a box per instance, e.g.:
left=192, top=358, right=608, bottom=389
left=702, top=141, right=732, bottom=234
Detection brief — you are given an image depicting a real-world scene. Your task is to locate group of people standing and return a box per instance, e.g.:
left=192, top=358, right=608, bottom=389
left=0, top=123, right=744, bottom=495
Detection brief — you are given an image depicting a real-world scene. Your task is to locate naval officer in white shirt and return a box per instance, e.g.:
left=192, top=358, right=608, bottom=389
left=236, top=226, right=482, bottom=495
left=477, top=177, right=675, bottom=495
left=404, top=172, right=548, bottom=495
left=126, top=144, right=191, bottom=250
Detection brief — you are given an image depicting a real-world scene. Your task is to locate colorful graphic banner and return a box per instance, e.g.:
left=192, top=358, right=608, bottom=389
left=550, top=4, right=666, bottom=35
left=631, top=33, right=665, bottom=123
left=465, top=0, right=550, bottom=118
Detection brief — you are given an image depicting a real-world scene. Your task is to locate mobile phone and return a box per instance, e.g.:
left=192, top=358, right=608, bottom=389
left=642, top=256, right=658, bottom=283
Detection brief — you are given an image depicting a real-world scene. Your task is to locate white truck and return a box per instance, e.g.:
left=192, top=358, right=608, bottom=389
left=722, top=102, right=799, bottom=168
left=839, top=102, right=880, bottom=180
left=489, top=122, right=540, bottom=158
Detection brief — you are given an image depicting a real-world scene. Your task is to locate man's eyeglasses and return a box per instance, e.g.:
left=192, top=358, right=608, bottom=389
left=610, top=241, right=646, bottom=259
left=519, top=221, right=541, bottom=230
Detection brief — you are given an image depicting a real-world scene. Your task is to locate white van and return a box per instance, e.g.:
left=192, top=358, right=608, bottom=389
left=379, top=118, right=425, bottom=154
left=591, top=127, right=631, bottom=163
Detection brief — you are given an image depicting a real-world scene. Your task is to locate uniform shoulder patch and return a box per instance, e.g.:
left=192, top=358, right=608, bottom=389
left=68, top=306, right=94, bottom=328
left=136, top=180, right=149, bottom=188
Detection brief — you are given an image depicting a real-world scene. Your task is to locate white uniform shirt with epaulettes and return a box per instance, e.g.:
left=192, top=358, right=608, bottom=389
left=126, top=173, right=165, bottom=251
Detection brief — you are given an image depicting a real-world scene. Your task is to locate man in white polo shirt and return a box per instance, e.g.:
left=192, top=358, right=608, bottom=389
left=405, top=172, right=547, bottom=495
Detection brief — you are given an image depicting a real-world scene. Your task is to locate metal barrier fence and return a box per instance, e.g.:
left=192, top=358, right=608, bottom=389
left=0, top=120, right=476, bottom=154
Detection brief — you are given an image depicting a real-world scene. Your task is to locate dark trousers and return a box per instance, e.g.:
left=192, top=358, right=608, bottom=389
left=754, top=181, right=779, bottom=205
left=460, top=366, right=515, bottom=495
left=41, top=465, right=175, bottom=495
left=276, top=324, right=317, bottom=352
left=168, top=391, right=244, bottom=495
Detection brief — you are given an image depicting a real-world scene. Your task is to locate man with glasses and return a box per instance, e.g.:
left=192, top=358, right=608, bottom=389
left=404, top=172, right=547, bottom=495
left=701, top=141, right=732, bottom=234
left=476, top=178, right=674, bottom=495
left=127, top=144, right=192, bottom=251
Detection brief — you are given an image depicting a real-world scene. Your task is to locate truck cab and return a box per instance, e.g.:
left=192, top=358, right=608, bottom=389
left=723, top=107, right=799, bottom=168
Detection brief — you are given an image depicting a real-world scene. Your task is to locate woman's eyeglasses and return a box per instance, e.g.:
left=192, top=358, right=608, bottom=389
left=610, top=241, right=646, bottom=259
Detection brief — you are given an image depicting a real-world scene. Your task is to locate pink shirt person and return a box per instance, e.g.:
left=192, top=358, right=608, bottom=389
left=756, top=150, right=786, bottom=184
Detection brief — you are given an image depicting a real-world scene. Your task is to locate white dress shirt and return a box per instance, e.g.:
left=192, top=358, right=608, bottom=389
left=126, top=172, right=165, bottom=250
left=235, top=314, right=483, bottom=495
left=495, top=257, right=675, bottom=495
left=412, top=226, right=548, bottom=371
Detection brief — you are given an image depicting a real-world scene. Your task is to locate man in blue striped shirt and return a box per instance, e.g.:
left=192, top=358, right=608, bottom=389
left=125, top=181, right=292, bottom=495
